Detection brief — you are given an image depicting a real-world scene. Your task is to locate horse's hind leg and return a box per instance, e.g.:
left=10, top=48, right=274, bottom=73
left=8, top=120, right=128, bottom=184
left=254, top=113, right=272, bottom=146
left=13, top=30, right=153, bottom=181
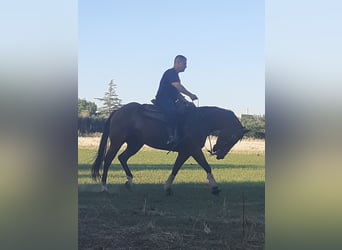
left=118, top=141, right=143, bottom=189
left=101, top=143, right=122, bottom=192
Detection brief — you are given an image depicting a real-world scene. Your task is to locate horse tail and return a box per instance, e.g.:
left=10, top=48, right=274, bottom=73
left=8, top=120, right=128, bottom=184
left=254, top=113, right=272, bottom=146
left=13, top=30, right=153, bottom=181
left=91, top=111, right=115, bottom=181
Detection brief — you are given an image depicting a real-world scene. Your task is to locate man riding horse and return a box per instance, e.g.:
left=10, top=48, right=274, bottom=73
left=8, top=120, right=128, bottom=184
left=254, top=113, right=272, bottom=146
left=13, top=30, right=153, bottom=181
left=154, top=55, right=198, bottom=144
left=91, top=55, right=248, bottom=195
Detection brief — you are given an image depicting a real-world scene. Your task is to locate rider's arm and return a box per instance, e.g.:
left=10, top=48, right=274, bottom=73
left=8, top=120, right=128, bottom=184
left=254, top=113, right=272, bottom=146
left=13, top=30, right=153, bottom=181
left=171, top=82, right=198, bottom=100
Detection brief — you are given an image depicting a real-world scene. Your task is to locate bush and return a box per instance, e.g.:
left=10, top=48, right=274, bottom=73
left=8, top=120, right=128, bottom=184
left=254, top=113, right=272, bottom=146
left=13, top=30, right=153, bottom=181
left=78, top=116, right=107, bottom=136
left=240, top=114, right=265, bottom=139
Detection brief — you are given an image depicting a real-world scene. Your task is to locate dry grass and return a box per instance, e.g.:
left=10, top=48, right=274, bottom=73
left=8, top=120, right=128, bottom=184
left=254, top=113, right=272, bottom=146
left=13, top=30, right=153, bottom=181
left=78, top=136, right=265, bottom=154
left=79, top=186, right=265, bottom=250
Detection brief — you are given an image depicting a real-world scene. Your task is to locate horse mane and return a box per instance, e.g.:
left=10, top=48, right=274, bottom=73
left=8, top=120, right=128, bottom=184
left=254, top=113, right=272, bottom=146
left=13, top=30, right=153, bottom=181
left=198, top=106, right=240, bottom=122
left=185, top=106, right=243, bottom=134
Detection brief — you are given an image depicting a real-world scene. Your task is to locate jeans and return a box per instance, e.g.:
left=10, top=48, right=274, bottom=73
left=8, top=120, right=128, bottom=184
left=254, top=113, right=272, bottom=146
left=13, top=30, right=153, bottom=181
left=155, top=98, right=177, bottom=128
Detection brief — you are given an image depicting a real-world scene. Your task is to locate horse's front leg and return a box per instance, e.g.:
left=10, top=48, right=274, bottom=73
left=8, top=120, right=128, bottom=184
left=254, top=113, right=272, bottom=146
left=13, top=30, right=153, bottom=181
left=191, top=149, right=221, bottom=195
left=164, top=152, right=190, bottom=195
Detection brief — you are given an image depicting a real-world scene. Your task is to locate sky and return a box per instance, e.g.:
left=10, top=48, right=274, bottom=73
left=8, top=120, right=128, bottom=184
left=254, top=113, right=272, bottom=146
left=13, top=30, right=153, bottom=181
left=79, top=0, right=264, bottom=115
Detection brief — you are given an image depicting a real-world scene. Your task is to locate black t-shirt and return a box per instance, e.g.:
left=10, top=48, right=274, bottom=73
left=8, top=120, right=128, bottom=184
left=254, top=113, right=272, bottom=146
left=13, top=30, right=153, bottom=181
left=155, top=68, right=180, bottom=102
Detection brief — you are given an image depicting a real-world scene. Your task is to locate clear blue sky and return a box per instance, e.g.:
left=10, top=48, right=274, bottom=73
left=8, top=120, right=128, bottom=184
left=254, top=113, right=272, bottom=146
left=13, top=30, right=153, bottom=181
left=79, top=0, right=264, bottom=115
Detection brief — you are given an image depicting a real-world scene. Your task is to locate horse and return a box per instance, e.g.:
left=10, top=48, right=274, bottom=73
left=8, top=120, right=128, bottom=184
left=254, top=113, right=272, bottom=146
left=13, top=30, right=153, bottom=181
left=91, top=102, right=248, bottom=195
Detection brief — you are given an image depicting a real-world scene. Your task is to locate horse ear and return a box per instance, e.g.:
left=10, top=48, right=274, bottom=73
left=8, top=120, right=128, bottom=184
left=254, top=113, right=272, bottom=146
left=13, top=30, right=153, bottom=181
left=243, top=128, right=250, bottom=134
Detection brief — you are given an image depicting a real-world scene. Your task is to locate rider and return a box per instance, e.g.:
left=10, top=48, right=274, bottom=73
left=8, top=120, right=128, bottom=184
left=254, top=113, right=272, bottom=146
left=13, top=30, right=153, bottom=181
left=154, top=55, right=198, bottom=144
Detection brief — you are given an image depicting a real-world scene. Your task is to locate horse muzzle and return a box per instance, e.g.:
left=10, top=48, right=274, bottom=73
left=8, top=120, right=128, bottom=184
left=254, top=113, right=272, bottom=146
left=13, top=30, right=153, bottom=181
left=216, top=153, right=224, bottom=160
left=214, top=149, right=224, bottom=160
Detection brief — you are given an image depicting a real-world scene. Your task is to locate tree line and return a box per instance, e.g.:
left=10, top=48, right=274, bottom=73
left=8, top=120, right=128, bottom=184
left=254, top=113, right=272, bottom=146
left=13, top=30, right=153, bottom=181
left=240, top=114, right=265, bottom=139
left=78, top=80, right=265, bottom=138
left=78, top=80, right=122, bottom=135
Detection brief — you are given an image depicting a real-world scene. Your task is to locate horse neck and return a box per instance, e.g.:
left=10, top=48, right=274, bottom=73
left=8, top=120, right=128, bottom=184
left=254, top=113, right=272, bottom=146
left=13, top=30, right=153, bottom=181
left=197, top=106, right=242, bottom=132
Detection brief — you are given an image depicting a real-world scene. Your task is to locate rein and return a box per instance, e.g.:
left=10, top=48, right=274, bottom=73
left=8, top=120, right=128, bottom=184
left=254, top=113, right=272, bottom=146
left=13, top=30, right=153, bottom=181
left=192, top=99, right=215, bottom=156
left=192, top=98, right=200, bottom=107
left=206, top=134, right=215, bottom=155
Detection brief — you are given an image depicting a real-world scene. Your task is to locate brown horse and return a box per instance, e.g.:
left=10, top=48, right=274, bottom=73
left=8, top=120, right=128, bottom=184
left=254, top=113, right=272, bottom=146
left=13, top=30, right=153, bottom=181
left=91, top=102, right=247, bottom=195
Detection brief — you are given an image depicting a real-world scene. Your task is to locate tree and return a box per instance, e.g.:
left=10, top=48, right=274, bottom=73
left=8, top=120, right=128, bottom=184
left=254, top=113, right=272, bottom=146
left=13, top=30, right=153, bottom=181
left=78, top=98, right=97, bottom=117
left=240, top=114, right=265, bottom=139
left=95, top=79, right=123, bottom=117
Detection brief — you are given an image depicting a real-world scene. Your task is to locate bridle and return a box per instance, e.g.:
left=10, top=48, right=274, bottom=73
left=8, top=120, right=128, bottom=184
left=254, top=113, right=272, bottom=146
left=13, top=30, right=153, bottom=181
left=206, top=134, right=215, bottom=155
left=207, top=129, right=245, bottom=157
left=190, top=100, right=245, bottom=157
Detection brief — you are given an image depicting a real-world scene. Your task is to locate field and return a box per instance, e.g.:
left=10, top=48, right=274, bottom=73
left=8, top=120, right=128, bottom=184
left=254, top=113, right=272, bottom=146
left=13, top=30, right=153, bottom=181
left=78, top=138, right=265, bottom=249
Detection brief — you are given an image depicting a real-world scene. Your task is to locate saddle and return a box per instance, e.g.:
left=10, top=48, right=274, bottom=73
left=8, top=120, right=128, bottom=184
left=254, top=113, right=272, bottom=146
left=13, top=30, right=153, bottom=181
left=141, top=99, right=196, bottom=124
left=141, top=103, right=168, bottom=123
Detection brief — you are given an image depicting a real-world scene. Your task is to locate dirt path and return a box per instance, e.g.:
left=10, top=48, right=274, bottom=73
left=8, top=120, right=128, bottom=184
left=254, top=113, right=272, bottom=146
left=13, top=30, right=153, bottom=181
left=78, top=137, right=265, bottom=154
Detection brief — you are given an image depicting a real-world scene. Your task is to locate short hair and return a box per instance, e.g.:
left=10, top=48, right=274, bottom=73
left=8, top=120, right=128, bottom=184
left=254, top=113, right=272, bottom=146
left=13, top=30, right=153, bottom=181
left=174, top=55, right=187, bottom=62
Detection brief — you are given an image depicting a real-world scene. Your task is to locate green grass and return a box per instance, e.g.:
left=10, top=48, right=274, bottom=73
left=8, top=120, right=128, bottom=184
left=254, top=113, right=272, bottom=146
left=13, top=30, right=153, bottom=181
left=79, top=147, right=265, bottom=249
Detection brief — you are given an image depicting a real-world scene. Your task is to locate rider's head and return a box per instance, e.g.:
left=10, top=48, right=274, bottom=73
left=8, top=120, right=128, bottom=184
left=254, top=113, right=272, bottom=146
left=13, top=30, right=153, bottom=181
left=174, top=55, right=187, bottom=73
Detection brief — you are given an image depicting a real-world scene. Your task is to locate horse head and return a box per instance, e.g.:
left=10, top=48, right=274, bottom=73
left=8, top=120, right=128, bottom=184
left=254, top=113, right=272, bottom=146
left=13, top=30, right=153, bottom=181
left=212, top=127, right=249, bottom=160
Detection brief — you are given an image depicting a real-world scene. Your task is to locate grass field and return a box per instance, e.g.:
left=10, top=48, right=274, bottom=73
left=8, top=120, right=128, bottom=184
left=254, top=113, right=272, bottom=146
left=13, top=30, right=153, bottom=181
left=78, top=146, right=265, bottom=249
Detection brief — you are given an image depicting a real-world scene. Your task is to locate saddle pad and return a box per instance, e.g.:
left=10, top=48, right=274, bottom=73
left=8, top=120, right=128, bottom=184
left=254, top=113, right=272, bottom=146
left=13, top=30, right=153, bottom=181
left=141, top=104, right=167, bottom=123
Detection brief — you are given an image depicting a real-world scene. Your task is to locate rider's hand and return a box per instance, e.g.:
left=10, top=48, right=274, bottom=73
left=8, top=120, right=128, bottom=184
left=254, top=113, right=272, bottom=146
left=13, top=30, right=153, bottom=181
left=190, top=94, right=198, bottom=101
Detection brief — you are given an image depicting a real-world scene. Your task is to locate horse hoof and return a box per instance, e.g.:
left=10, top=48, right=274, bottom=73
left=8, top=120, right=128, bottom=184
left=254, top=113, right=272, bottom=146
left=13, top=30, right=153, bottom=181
left=211, top=187, right=221, bottom=195
left=165, top=188, right=173, bottom=196
left=101, top=184, right=108, bottom=192
left=125, top=181, right=132, bottom=190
